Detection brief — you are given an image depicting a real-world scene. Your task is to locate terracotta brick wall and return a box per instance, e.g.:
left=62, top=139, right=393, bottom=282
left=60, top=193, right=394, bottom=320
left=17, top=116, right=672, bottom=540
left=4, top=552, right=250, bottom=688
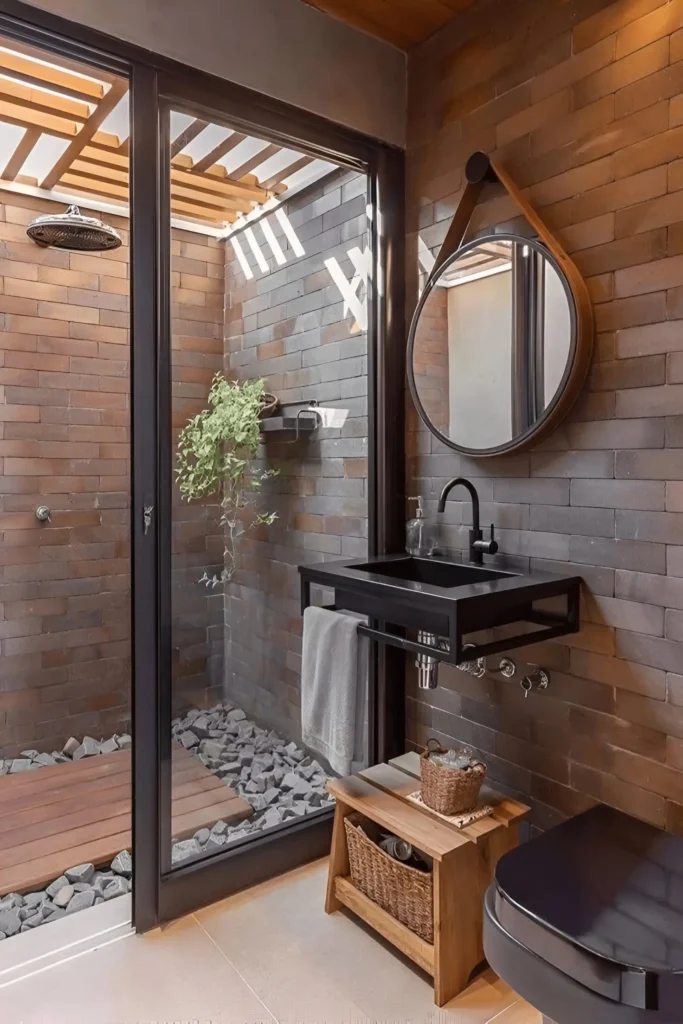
left=0, top=190, right=223, bottom=756
left=406, top=0, right=683, bottom=834
left=224, top=168, right=368, bottom=742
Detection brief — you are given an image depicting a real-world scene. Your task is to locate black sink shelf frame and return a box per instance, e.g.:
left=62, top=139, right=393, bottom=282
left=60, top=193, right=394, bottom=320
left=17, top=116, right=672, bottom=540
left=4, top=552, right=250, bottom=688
left=299, top=555, right=582, bottom=666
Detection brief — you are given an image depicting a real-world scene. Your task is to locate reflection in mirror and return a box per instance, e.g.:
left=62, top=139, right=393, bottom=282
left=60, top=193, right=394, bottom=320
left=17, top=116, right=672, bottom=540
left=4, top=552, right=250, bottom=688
left=411, top=236, right=574, bottom=453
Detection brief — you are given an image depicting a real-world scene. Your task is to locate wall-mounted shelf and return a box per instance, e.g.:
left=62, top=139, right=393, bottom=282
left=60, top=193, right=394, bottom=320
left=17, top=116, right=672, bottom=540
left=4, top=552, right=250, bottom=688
left=260, top=413, right=319, bottom=435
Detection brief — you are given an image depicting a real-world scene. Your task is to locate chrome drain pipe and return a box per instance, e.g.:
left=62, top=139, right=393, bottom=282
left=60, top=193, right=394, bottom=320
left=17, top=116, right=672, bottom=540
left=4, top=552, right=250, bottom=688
left=416, top=631, right=441, bottom=689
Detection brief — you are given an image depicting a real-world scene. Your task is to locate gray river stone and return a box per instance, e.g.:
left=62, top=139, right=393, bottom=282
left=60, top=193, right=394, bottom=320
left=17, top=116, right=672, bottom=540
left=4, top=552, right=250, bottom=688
left=111, top=850, right=132, bottom=877
left=53, top=885, right=74, bottom=909
left=66, top=891, right=96, bottom=914
left=65, top=863, right=95, bottom=885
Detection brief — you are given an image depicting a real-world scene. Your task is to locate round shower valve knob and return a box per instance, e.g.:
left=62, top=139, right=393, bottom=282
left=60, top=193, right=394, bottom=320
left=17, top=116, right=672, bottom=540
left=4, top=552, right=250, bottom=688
left=35, top=505, right=51, bottom=523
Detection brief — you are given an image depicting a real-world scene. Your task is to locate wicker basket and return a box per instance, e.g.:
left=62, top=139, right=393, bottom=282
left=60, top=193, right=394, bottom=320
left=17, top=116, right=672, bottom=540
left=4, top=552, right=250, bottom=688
left=420, top=739, right=486, bottom=816
left=344, top=813, right=433, bottom=942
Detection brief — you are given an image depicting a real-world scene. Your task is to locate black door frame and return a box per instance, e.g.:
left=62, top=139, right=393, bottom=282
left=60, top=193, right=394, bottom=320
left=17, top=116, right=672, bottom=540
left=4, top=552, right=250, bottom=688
left=0, top=0, right=405, bottom=933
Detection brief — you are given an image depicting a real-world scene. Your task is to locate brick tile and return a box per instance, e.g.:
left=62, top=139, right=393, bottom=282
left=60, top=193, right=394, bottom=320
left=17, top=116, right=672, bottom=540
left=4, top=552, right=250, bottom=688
left=665, top=611, right=683, bottom=642
left=570, top=704, right=666, bottom=760
left=666, top=735, right=683, bottom=769
left=570, top=761, right=666, bottom=826
left=531, top=35, right=615, bottom=103
left=561, top=418, right=664, bottom=450
left=618, top=448, right=683, bottom=479
left=590, top=355, right=665, bottom=389
left=613, top=748, right=683, bottom=804
left=485, top=481, right=565, bottom=511
left=530, top=504, right=614, bottom=537
left=576, top=228, right=666, bottom=277
left=616, top=630, right=683, bottom=673
left=583, top=593, right=664, bottom=636
left=666, top=482, right=683, bottom=510
left=614, top=0, right=683, bottom=59
left=616, top=319, right=683, bottom=357
left=574, top=37, right=668, bottom=108
left=573, top=0, right=667, bottom=53
left=569, top=535, right=665, bottom=573
left=617, top=510, right=683, bottom=545
left=531, top=450, right=614, bottom=478
left=616, top=125, right=683, bottom=180
left=616, top=569, right=683, bottom=609
left=616, top=62, right=683, bottom=120
left=570, top=647, right=665, bottom=699
left=496, top=90, right=571, bottom=148
left=596, top=291, right=666, bottom=332
left=570, top=478, right=664, bottom=510
left=617, top=384, right=683, bottom=418
left=616, top=190, right=683, bottom=237
left=615, top=252, right=683, bottom=296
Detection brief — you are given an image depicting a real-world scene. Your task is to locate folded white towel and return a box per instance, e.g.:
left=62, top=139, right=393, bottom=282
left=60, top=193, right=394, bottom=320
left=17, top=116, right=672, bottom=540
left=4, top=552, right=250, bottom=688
left=301, top=606, right=368, bottom=777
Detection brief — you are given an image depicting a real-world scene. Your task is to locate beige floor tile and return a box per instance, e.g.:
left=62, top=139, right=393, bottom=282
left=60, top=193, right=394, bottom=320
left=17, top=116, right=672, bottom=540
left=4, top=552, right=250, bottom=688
left=196, top=863, right=369, bottom=1024
left=196, top=860, right=518, bottom=1023
left=0, top=914, right=274, bottom=1024
left=490, top=998, right=543, bottom=1023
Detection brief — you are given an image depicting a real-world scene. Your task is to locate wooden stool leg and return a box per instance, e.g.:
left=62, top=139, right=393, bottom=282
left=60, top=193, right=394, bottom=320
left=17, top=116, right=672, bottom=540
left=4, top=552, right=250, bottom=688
left=433, top=842, right=482, bottom=1007
left=325, top=798, right=351, bottom=914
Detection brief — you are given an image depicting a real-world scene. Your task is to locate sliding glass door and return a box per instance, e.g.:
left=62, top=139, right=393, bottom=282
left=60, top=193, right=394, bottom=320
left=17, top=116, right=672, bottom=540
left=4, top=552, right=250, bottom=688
left=148, top=73, right=402, bottom=925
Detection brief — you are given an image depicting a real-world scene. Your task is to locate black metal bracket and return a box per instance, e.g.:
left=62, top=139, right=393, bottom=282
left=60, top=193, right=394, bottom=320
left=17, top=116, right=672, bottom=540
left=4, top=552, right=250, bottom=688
left=300, top=572, right=581, bottom=669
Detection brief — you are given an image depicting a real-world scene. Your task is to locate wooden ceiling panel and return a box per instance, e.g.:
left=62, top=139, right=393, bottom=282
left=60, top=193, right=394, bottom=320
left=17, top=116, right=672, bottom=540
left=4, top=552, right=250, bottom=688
left=302, top=0, right=478, bottom=49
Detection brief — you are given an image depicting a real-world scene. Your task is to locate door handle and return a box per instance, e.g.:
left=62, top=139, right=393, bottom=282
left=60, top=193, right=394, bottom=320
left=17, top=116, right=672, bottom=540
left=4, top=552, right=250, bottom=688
left=143, top=505, right=154, bottom=535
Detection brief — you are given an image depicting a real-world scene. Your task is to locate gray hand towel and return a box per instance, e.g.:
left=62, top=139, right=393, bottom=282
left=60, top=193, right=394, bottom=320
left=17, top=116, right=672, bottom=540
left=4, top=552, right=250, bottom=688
left=301, top=606, right=368, bottom=777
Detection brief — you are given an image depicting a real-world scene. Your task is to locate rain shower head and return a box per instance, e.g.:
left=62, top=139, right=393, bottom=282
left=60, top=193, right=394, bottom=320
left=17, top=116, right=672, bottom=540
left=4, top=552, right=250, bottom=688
left=26, top=205, right=122, bottom=252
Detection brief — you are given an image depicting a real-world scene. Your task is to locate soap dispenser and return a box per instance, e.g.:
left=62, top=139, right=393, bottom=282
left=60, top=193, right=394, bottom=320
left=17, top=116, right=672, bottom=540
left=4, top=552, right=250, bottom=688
left=406, top=497, right=437, bottom=556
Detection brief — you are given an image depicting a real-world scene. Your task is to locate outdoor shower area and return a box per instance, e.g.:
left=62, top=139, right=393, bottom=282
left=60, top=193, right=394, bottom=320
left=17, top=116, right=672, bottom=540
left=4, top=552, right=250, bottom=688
left=0, top=30, right=369, bottom=936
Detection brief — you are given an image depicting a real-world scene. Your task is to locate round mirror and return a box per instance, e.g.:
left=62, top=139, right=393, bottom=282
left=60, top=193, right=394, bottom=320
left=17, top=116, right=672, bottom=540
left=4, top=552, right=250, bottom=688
left=408, top=233, right=583, bottom=456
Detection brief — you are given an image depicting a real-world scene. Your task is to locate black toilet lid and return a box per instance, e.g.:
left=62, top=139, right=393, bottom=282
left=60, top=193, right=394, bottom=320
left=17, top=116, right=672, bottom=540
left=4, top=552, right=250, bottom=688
left=494, top=804, right=683, bottom=1010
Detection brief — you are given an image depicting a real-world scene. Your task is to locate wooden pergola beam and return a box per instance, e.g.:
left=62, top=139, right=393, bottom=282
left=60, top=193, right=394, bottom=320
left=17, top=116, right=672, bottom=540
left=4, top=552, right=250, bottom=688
left=0, top=38, right=117, bottom=85
left=231, top=142, right=281, bottom=182
left=262, top=155, right=314, bottom=190
left=41, top=79, right=128, bottom=190
left=0, top=77, right=91, bottom=123
left=170, top=118, right=209, bottom=158
left=1, top=126, right=40, bottom=181
left=69, top=158, right=253, bottom=213
left=0, top=49, right=105, bottom=101
left=191, top=132, right=245, bottom=174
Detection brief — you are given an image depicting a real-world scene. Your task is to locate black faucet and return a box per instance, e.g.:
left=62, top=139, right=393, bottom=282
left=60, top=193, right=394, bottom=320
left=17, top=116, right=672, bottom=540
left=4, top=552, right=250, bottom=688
left=437, top=477, right=498, bottom=566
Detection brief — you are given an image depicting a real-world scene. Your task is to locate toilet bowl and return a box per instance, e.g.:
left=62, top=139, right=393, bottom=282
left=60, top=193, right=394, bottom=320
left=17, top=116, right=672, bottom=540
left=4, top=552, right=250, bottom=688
left=483, top=804, right=683, bottom=1024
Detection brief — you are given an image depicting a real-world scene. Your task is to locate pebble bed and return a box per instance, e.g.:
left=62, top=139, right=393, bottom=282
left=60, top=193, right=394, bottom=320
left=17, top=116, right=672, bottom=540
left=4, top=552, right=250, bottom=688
left=170, top=701, right=333, bottom=863
left=0, top=702, right=331, bottom=935
left=0, top=853, right=132, bottom=938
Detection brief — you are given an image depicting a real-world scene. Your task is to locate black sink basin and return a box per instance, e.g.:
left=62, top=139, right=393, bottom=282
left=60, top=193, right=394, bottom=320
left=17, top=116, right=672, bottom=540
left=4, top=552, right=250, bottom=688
left=352, top=556, right=511, bottom=589
left=299, top=553, right=582, bottom=667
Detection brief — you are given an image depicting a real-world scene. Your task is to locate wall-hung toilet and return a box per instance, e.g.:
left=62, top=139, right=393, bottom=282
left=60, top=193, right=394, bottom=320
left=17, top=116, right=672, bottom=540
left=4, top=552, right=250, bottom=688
left=484, top=804, right=683, bottom=1024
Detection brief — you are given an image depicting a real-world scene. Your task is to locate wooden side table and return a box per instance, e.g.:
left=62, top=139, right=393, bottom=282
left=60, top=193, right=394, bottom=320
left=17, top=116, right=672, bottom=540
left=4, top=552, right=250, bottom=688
left=325, top=752, right=529, bottom=1007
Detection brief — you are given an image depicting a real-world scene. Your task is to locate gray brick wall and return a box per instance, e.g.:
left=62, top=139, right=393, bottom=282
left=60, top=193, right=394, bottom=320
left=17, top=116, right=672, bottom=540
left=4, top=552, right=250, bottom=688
left=223, top=169, right=368, bottom=741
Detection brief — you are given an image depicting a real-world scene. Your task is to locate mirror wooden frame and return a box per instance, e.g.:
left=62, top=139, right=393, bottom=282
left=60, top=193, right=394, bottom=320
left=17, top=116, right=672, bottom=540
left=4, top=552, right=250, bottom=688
left=407, top=152, right=594, bottom=457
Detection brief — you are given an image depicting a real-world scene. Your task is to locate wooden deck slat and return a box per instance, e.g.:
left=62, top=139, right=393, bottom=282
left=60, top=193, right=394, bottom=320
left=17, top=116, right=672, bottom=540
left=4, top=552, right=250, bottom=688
left=0, top=745, right=252, bottom=894
left=0, top=834, right=133, bottom=895
left=0, top=753, right=222, bottom=817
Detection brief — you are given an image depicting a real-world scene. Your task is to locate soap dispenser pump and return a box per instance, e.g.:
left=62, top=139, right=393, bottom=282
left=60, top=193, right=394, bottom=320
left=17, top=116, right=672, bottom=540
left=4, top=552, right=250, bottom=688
left=406, top=496, right=437, bottom=557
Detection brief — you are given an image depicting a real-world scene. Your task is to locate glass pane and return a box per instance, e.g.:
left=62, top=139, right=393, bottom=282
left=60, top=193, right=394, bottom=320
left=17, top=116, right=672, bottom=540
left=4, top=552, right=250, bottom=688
left=168, top=107, right=370, bottom=868
left=0, top=38, right=132, bottom=928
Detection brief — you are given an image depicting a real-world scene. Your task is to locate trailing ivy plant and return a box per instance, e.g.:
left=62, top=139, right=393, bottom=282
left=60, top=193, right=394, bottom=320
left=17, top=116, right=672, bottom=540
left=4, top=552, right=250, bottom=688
left=176, top=374, right=277, bottom=586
